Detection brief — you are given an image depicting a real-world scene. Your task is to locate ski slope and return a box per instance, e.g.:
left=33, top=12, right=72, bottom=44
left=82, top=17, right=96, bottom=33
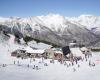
left=0, top=35, right=100, bottom=80
left=0, top=53, right=100, bottom=80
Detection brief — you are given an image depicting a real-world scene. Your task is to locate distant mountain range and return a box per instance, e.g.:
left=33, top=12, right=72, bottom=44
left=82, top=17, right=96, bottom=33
left=0, top=14, right=100, bottom=47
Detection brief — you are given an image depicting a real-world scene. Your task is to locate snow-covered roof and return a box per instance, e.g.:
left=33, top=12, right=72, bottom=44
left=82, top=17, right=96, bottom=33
left=80, top=47, right=88, bottom=51
left=25, top=46, right=45, bottom=54
left=55, top=51, right=63, bottom=54
left=69, top=43, right=76, bottom=46
left=28, top=41, right=52, bottom=49
left=70, top=48, right=84, bottom=57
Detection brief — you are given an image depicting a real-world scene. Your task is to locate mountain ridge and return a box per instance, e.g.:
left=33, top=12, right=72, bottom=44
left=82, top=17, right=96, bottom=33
left=0, top=14, right=100, bottom=47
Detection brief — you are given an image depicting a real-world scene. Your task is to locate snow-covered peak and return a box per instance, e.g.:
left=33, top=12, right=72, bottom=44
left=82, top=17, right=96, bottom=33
left=66, top=14, right=100, bottom=30
left=38, top=13, right=65, bottom=25
left=0, top=17, right=10, bottom=23
left=1, top=14, right=99, bottom=31
left=78, top=14, right=96, bottom=18
left=37, top=14, right=68, bottom=32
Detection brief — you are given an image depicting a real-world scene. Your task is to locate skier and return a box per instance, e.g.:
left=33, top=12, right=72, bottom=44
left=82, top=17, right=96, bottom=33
left=33, top=65, right=35, bottom=69
left=78, top=64, right=80, bottom=68
left=44, top=63, right=48, bottom=66
left=14, top=61, right=15, bottom=64
left=17, top=61, right=20, bottom=66
left=89, top=60, right=91, bottom=66
left=73, top=68, right=76, bottom=72
left=36, top=66, right=38, bottom=70
left=27, top=64, right=29, bottom=68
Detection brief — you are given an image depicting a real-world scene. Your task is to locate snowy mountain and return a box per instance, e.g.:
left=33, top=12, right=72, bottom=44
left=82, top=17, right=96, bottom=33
left=66, top=15, right=100, bottom=36
left=38, top=14, right=100, bottom=45
left=0, top=14, right=100, bottom=47
left=0, top=17, right=64, bottom=47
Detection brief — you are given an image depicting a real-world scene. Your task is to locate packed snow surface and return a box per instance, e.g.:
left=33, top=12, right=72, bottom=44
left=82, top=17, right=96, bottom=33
left=0, top=35, right=100, bottom=80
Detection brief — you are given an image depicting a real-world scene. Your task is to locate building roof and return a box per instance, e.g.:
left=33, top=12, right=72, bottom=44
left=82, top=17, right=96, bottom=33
left=70, top=48, right=84, bottom=57
left=55, top=51, right=63, bottom=54
left=80, top=47, right=88, bottom=51
left=69, top=43, right=76, bottom=46
left=25, top=46, right=45, bottom=54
